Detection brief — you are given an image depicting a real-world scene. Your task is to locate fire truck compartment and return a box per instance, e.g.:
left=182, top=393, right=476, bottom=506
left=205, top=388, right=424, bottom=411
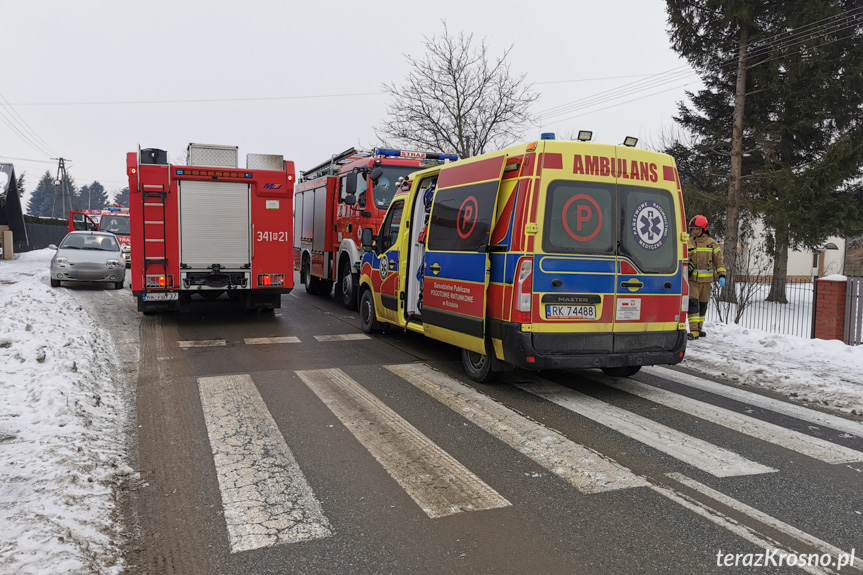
left=179, top=180, right=250, bottom=270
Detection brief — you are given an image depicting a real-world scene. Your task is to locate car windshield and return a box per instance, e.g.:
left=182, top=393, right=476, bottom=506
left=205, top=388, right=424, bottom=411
left=61, top=235, right=119, bottom=251
left=370, top=166, right=417, bottom=209
left=100, top=215, right=130, bottom=236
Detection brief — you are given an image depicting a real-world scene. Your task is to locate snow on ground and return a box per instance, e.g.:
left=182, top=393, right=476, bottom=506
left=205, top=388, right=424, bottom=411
left=0, top=249, right=862, bottom=574
left=1, top=250, right=130, bottom=575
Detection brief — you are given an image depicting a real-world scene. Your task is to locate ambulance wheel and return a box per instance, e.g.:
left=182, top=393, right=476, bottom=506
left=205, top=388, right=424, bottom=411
left=462, top=341, right=498, bottom=384
left=340, top=260, right=358, bottom=310
left=50, top=279, right=61, bottom=288
left=359, top=289, right=382, bottom=333
left=601, top=366, right=641, bottom=378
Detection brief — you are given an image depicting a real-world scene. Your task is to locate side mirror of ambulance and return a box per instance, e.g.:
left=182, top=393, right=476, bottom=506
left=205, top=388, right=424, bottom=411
left=361, top=227, right=374, bottom=252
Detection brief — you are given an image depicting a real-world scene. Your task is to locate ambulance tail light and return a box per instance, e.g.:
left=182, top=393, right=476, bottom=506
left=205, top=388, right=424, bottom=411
left=257, top=274, right=284, bottom=287
left=512, top=257, right=533, bottom=324
left=682, top=262, right=690, bottom=312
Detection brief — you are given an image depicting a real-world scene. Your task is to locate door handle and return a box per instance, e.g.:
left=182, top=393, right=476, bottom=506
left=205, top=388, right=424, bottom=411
left=429, top=263, right=441, bottom=275
left=620, top=279, right=644, bottom=292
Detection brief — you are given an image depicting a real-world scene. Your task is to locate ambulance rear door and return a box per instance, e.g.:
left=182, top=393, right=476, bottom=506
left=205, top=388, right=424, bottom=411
left=421, top=156, right=506, bottom=354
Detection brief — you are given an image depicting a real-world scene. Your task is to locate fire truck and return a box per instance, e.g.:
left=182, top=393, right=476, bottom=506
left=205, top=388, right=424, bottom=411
left=126, top=144, right=295, bottom=314
left=69, top=206, right=132, bottom=266
left=294, top=147, right=457, bottom=309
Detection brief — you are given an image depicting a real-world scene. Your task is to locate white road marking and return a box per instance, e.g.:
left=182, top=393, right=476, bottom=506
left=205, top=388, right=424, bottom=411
left=244, top=336, right=301, bottom=345
left=586, top=372, right=863, bottom=464
left=649, top=483, right=833, bottom=575
left=645, top=366, right=863, bottom=439
left=198, top=374, right=332, bottom=553
left=296, top=368, right=510, bottom=518
left=385, top=363, right=648, bottom=493
left=665, top=473, right=863, bottom=572
left=313, top=334, right=371, bottom=342
left=509, top=374, right=775, bottom=477
left=178, top=339, right=226, bottom=349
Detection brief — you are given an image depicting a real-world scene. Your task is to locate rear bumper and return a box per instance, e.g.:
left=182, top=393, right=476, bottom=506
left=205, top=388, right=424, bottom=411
left=496, top=322, right=687, bottom=371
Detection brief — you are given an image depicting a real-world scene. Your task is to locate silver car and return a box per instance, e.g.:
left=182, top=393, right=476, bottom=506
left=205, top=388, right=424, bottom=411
left=49, top=231, right=125, bottom=289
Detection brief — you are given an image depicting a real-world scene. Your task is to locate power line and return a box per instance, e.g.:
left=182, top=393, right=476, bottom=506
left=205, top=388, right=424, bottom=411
left=0, top=91, right=59, bottom=157
left=9, top=91, right=384, bottom=107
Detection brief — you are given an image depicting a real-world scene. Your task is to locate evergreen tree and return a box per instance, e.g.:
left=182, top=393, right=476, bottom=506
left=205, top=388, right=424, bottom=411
left=27, top=172, right=56, bottom=217
left=113, top=187, right=129, bottom=208
left=16, top=172, right=25, bottom=199
left=77, top=181, right=109, bottom=211
left=665, top=0, right=863, bottom=301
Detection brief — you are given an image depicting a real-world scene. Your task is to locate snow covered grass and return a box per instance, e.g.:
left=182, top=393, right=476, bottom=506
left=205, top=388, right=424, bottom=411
left=0, top=250, right=130, bottom=575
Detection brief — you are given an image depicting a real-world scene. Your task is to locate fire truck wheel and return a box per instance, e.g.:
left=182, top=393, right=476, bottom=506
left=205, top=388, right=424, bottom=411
left=600, top=366, right=641, bottom=378
left=50, top=279, right=61, bottom=288
left=359, top=289, right=382, bottom=333
left=340, top=261, right=358, bottom=310
left=461, top=341, right=499, bottom=384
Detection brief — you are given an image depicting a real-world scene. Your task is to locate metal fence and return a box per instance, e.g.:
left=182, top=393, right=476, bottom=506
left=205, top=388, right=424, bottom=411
left=846, top=277, right=863, bottom=346
left=705, top=278, right=815, bottom=338
left=15, top=222, right=67, bottom=253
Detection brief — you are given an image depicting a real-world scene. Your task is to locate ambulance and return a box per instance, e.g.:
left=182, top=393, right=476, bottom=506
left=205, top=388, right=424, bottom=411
left=358, top=134, right=689, bottom=382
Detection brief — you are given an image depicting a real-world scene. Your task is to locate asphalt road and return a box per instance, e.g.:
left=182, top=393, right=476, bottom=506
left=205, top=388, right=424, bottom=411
left=79, top=275, right=863, bottom=575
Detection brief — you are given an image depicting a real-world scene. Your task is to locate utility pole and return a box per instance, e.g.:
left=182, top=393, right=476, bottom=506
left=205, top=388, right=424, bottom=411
left=50, top=157, right=73, bottom=218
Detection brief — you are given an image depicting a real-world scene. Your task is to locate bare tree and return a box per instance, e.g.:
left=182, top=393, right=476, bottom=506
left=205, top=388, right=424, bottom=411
left=377, top=22, right=538, bottom=158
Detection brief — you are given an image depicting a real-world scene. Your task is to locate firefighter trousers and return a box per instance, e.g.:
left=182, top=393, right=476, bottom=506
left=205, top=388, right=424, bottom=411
left=688, top=281, right=712, bottom=336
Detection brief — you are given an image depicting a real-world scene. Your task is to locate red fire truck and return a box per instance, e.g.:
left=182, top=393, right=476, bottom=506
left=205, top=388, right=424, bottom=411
left=294, top=147, right=457, bottom=309
left=69, top=206, right=132, bottom=266
left=126, top=144, right=295, bottom=314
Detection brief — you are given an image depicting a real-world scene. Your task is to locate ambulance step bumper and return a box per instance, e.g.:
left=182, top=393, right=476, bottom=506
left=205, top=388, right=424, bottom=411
left=496, top=323, right=687, bottom=371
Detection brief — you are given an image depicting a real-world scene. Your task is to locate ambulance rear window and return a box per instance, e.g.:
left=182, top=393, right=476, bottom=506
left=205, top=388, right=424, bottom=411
left=543, top=181, right=615, bottom=254
left=619, top=185, right=677, bottom=274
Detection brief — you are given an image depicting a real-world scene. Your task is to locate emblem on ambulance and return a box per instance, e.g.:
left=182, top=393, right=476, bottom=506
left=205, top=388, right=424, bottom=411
left=631, top=200, right=668, bottom=251
left=380, top=255, right=389, bottom=280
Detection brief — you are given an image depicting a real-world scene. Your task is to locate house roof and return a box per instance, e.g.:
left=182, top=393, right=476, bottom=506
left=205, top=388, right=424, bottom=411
left=0, top=163, right=28, bottom=244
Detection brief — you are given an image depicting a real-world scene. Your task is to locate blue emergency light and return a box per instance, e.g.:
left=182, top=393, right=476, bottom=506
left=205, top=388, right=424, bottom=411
left=375, top=148, right=459, bottom=162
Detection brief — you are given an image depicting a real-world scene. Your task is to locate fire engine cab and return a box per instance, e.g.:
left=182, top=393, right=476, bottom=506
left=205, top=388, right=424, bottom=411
left=358, top=135, right=690, bottom=382
left=69, top=206, right=131, bottom=266
left=126, top=144, right=295, bottom=314
left=294, top=147, right=457, bottom=309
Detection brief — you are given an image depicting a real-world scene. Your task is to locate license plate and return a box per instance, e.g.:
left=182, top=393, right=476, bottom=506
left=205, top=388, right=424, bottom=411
left=546, top=304, right=597, bottom=320
left=143, top=292, right=178, bottom=301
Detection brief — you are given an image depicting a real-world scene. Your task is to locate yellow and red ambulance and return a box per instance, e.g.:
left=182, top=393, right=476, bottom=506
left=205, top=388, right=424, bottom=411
left=358, top=136, right=689, bottom=382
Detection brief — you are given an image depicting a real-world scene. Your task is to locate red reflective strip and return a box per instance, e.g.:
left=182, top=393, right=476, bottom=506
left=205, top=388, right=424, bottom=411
left=438, top=156, right=506, bottom=188
left=543, top=153, right=562, bottom=170
left=663, top=166, right=676, bottom=182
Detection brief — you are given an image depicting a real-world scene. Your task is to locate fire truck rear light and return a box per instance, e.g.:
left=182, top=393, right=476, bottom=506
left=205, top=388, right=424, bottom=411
left=145, top=275, right=172, bottom=288
left=257, top=274, right=284, bottom=287
left=130, top=167, right=137, bottom=175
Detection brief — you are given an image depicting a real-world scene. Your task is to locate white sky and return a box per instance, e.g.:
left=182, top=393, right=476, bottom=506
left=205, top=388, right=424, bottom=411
left=0, top=0, right=699, bottom=205
left=1, top=250, right=862, bottom=573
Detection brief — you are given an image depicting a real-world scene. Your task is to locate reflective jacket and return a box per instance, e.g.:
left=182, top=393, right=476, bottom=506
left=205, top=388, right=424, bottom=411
left=688, top=234, right=726, bottom=284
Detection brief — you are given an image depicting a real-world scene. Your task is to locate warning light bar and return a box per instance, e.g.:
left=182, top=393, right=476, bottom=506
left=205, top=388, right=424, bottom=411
left=375, top=149, right=459, bottom=162
left=257, top=274, right=284, bottom=287
left=176, top=169, right=253, bottom=179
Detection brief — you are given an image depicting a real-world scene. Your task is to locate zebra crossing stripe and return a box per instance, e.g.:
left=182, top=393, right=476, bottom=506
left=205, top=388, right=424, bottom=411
left=589, top=373, right=863, bottom=464
left=509, top=375, right=775, bottom=477
left=385, top=363, right=648, bottom=494
left=198, top=374, right=332, bottom=553
left=296, top=368, right=510, bottom=518
left=313, top=334, right=371, bottom=342
left=244, top=336, right=301, bottom=345
left=645, top=366, right=863, bottom=439
left=178, top=339, right=226, bottom=349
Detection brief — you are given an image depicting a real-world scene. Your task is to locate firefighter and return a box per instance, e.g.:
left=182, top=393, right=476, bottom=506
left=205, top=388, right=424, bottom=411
left=687, top=215, right=726, bottom=340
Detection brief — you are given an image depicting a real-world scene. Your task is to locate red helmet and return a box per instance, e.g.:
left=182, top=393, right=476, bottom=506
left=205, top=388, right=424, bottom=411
left=688, top=215, right=709, bottom=231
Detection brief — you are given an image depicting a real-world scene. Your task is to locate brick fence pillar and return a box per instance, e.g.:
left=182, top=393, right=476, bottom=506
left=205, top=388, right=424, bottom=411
left=813, top=278, right=847, bottom=341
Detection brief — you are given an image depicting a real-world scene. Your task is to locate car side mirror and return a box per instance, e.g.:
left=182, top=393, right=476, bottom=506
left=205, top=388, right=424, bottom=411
left=122, top=245, right=131, bottom=253
left=361, top=227, right=374, bottom=252
left=48, top=244, right=57, bottom=250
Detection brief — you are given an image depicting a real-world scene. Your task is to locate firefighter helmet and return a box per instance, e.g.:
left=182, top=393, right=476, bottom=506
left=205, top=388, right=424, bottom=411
left=688, top=214, right=709, bottom=231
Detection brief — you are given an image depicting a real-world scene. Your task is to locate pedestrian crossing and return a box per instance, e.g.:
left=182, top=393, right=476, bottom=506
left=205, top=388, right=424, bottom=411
left=187, top=338, right=863, bottom=560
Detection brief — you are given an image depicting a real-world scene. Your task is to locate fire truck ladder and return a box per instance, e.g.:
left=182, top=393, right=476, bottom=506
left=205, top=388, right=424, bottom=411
left=300, top=147, right=368, bottom=181
left=141, top=183, right=169, bottom=288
